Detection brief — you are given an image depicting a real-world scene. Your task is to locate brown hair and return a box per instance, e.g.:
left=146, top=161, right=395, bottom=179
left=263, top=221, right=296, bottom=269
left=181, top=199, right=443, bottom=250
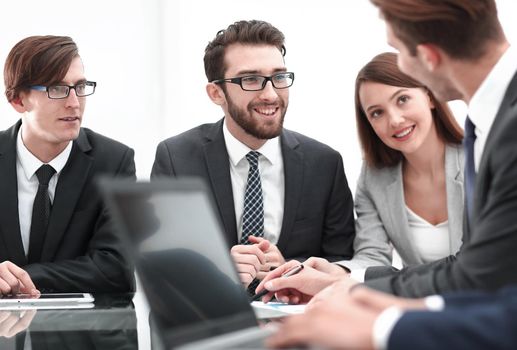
left=204, top=20, right=286, bottom=82
left=370, top=0, right=504, bottom=58
left=355, top=52, right=463, bottom=168
left=4, top=35, right=79, bottom=102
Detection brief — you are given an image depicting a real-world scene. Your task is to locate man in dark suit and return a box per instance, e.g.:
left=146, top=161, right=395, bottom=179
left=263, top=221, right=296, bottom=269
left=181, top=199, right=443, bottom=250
left=0, top=35, right=135, bottom=294
left=259, top=0, right=517, bottom=301
left=152, top=20, right=355, bottom=290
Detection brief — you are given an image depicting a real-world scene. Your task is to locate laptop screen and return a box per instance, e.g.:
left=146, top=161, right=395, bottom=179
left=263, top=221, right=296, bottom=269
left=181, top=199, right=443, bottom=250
left=101, top=179, right=258, bottom=348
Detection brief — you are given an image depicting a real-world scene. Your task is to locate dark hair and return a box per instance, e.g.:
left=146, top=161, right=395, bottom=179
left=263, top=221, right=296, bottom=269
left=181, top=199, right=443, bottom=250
left=4, top=35, right=79, bottom=102
left=204, top=20, right=286, bottom=82
left=370, top=0, right=504, bottom=58
left=355, top=52, right=463, bottom=168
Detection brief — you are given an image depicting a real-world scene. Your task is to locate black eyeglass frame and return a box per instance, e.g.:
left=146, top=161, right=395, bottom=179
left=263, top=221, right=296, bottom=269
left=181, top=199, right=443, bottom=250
left=212, top=72, right=295, bottom=91
left=29, top=81, right=97, bottom=99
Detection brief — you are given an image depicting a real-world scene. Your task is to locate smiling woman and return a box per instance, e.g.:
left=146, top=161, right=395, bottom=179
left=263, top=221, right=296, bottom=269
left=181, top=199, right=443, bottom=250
left=338, top=52, right=465, bottom=274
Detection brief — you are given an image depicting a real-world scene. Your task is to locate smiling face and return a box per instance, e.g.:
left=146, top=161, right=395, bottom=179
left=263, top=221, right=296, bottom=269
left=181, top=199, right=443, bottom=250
left=216, top=44, right=289, bottom=145
left=359, top=81, right=436, bottom=156
left=16, top=56, right=86, bottom=156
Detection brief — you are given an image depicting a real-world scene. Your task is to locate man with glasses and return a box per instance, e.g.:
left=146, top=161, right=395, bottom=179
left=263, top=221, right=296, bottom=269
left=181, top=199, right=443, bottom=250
left=152, top=20, right=355, bottom=293
left=0, top=35, right=135, bottom=295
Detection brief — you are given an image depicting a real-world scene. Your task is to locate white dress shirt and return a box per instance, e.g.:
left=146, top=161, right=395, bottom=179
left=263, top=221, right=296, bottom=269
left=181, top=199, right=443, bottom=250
left=469, top=44, right=517, bottom=171
left=16, top=128, right=72, bottom=256
left=222, top=119, right=285, bottom=244
left=374, top=44, right=517, bottom=350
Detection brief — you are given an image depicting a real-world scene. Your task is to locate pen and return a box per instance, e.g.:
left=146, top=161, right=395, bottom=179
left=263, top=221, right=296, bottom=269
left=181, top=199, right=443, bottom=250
left=251, top=264, right=304, bottom=302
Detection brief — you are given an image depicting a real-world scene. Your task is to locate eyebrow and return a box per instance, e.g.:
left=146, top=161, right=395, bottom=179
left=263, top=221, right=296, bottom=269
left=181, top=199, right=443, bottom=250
left=234, top=68, right=287, bottom=76
left=365, top=88, right=409, bottom=112
left=57, top=78, right=87, bottom=85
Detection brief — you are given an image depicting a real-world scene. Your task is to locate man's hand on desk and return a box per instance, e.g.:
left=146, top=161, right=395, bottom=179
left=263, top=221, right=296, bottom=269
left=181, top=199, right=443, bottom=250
left=231, top=240, right=268, bottom=287
left=247, top=236, right=286, bottom=280
left=257, top=257, right=349, bottom=304
left=0, top=261, right=39, bottom=296
left=267, top=287, right=429, bottom=349
left=0, top=309, right=37, bottom=338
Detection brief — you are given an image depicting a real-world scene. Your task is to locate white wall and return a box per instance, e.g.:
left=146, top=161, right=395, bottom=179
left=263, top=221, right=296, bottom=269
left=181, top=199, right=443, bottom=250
left=0, top=0, right=515, bottom=187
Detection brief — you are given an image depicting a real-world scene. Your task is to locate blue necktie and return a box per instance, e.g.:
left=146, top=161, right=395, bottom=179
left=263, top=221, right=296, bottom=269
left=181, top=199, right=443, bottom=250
left=464, top=116, right=477, bottom=222
left=240, top=151, right=264, bottom=245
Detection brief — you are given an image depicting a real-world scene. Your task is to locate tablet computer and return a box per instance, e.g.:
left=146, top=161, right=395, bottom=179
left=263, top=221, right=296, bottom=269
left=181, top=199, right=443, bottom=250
left=0, top=293, right=94, bottom=310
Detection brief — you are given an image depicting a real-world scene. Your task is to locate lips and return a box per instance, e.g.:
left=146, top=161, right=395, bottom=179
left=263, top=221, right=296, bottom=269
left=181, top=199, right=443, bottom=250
left=393, top=125, right=415, bottom=139
left=59, top=116, right=80, bottom=122
left=253, top=106, right=278, bottom=117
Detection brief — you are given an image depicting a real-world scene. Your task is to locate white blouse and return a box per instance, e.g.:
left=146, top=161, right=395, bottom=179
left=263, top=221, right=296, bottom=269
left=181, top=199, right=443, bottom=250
left=406, top=206, right=451, bottom=263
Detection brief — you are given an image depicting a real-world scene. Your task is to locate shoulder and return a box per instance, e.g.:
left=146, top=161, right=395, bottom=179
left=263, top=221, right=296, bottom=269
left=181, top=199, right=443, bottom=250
left=358, top=160, right=400, bottom=188
left=79, top=128, right=133, bottom=155
left=282, top=128, right=341, bottom=159
left=157, top=121, right=220, bottom=150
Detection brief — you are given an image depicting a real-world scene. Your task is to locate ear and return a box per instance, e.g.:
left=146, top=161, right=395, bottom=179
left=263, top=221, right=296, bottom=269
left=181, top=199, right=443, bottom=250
left=206, top=82, right=226, bottom=106
left=9, top=95, right=28, bottom=114
left=416, top=44, right=442, bottom=72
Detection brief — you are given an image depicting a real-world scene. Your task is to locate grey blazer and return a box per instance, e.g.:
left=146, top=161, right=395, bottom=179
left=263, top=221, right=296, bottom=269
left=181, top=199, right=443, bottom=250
left=340, top=144, right=464, bottom=271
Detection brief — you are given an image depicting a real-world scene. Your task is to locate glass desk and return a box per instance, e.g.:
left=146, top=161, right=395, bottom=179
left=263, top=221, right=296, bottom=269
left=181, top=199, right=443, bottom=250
left=0, top=293, right=139, bottom=350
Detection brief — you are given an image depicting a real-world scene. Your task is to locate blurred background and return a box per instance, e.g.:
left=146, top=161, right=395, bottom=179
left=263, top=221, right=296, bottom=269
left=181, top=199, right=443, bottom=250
left=5, top=0, right=516, bottom=188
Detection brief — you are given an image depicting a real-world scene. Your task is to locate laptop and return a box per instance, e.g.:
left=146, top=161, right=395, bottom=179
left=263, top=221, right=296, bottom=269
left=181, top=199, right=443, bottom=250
left=99, top=178, right=276, bottom=349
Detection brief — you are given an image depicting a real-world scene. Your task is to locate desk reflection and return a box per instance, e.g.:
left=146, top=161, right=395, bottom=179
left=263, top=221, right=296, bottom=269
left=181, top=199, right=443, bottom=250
left=0, top=294, right=137, bottom=350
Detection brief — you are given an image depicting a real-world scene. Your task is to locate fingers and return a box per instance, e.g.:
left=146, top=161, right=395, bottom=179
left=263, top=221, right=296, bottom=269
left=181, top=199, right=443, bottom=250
left=0, top=261, right=38, bottom=295
left=0, top=310, right=37, bottom=338
left=266, top=314, right=311, bottom=349
left=256, top=260, right=299, bottom=292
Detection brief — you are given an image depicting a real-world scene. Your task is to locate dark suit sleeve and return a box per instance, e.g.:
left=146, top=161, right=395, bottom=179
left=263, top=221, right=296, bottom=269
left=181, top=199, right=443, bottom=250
left=151, top=141, right=175, bottom=178
left=388, top=288, right=517, bottom=350
left=25, top=148, right=136, bottom=293
left=318, top=154, right=355, bottom=261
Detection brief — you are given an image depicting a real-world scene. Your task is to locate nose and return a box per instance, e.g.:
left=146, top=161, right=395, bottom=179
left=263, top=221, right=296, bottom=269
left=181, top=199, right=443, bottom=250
left=258, top=80, right=279, bottom=101
left=388, top=109, right=405, bottom=127
left=65, top=88, right=81, bottom=108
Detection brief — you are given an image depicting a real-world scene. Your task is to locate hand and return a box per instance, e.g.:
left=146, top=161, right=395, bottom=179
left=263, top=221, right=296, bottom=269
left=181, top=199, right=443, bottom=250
left=230, top=240, right=269, bottom=287
left=307, top=277, right=360, bottom=309
left=0, top=309, right=37, bottom=338
left=0, top=261, right=39, bottom=296
left=248, top=236, right=285, bottom=280
left=256, top=257, right=348, bottom=304
left=267, top=294, right=377, bottom=350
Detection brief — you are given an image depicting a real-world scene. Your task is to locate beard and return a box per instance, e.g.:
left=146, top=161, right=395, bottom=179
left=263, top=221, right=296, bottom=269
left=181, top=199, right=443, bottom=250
left=226, top=94, right=288, bottom=140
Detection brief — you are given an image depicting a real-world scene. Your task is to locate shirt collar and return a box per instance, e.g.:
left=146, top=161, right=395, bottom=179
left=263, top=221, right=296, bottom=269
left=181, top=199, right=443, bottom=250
left=16, top=127, right=73, bottom=181
left=222, top=118, right=282, bottom=166
left=469, top=44, right=517, bottom=134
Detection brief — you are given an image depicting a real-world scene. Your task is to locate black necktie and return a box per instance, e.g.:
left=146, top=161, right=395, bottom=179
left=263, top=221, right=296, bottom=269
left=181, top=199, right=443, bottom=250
left=28, top=164, right=56, bottom=263
left=240, top=151, right=264, bottom=244
left=464, top=116, right=477, bottom=222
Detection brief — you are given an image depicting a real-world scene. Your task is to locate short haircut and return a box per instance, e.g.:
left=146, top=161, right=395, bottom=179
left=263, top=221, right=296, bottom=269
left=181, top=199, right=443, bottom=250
left=355, top=52, right=463, bottom=168
left=204, top=20, right=286, bottom=82
left=4, top=35, right=79, bottom=102
left=370, top=0, right=504, bottom=59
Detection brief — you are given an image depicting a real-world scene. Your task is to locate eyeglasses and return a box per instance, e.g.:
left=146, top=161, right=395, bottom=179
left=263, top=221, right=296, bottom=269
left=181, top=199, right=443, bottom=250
left=212, top=72, right=294, bottom=91
left=30, top=81, right=97, bottom=99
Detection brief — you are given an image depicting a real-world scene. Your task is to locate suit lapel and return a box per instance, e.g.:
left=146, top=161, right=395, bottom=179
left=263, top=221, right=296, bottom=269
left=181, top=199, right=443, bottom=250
left=0, top=121, right=27, bottom=265
left=41, top=130, right=93, bottom=261
left=276, top=130, right=303, bottom=251
left=385, top=164, right=421, bottom=265
left=475, top=71, right=517, bottom=222
left=203, top=120, right=238, bottom=246
left=444, top=144, right=464, bottom=253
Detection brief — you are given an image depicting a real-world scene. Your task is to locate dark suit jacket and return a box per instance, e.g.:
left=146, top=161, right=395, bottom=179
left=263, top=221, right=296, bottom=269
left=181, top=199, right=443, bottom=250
left=388, top=286, right=517, bottom=350
left=365, top=71, right=517, bottom=296
left=0, top=121, right=135, bottom=293
left=151, top=118, right=355, bottom=261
